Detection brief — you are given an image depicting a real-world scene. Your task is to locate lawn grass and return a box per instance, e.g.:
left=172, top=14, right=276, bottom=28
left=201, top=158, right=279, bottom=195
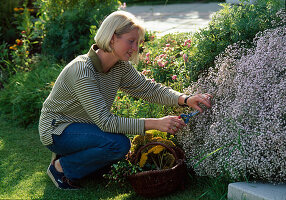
left=0, top=120, right=228, bottom=199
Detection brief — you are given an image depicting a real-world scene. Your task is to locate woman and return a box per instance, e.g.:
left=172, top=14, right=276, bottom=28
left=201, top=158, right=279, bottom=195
left=39, top=11, right=212, bottom=190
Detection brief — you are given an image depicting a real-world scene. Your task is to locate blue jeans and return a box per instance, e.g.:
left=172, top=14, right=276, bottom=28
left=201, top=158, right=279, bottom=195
left=46, top=123, right=131, bottom=180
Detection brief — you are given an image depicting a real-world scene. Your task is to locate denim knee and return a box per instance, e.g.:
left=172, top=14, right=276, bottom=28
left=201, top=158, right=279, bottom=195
left=110, top=134, right=131, bottom=160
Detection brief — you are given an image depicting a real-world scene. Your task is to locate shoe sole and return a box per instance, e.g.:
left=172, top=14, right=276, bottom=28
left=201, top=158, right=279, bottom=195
left=47, top=164, right=60, bottom=189
left=47, top=164, right=80, bottom=190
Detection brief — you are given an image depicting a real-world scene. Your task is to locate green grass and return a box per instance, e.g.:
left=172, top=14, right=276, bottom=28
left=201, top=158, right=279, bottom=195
left=0, top=120, right=228, bottom=199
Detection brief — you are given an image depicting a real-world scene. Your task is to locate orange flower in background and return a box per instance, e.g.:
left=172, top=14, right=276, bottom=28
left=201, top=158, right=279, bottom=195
left=16, top=39, right=23, bottom=46
left=9, top=44, right=17, bottom=50
left=14, top=7, right=24, bottom=12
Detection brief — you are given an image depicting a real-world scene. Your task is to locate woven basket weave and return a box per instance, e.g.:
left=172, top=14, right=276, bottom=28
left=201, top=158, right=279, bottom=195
left=128, top=142, right=187, bottom=198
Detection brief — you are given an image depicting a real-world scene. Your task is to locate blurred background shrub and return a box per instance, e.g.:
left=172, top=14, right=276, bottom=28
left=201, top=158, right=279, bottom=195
left=39, top=0, right=120, bottom=61
left=0, top=55, right=63, bottom=127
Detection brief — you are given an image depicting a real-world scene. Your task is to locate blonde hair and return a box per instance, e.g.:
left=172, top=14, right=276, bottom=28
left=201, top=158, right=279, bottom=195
left=94, top=11, right=145, bottom=64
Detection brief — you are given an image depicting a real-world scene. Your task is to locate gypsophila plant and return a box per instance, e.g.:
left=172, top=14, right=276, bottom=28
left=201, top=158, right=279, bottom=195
left=177, top=23, right=286, bottom=183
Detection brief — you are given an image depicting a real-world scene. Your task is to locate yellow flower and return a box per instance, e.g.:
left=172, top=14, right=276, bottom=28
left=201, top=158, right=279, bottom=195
left=155, top=138, right=175, bottom=147
left=148, top=145, right=165, bottom=154
left=49, top=82, right=55, bottom=87
left=132, top=135, right=144, bottom=146
left=144, top=132, right=153, bottom=142
left=14, top=8, right=19, bottom=12
left=139, top=152, right=148, bottom=167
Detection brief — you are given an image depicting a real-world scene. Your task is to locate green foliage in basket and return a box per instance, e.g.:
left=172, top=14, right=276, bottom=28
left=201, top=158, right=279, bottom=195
left=103, top=159, right=143, bottom=187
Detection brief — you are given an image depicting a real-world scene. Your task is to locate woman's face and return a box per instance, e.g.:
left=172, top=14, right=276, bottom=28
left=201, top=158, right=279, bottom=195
left=111, top=28, right=139, bottom=61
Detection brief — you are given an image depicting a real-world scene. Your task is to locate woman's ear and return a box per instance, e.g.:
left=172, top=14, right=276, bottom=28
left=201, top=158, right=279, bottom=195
left=110, top=34, right=117, bottom=45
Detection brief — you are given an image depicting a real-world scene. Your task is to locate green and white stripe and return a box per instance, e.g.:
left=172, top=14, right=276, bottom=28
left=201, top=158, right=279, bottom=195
left=39, top=45, right=183, bottom=145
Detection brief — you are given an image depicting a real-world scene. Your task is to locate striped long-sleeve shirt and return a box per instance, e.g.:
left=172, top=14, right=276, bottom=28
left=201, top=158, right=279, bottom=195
left=39, top=45, right=183, bottom=145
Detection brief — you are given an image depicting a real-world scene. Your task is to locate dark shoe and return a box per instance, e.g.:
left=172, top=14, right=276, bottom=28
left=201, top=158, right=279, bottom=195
left=47, top=161, right=81, bottom=190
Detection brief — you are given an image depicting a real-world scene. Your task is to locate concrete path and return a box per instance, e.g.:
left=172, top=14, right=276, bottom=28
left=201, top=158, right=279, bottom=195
left=125, top=2, right=223, bottom=36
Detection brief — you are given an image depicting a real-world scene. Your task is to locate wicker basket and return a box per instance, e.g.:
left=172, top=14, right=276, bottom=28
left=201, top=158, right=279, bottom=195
left=128, top=142, right=187, bottom=198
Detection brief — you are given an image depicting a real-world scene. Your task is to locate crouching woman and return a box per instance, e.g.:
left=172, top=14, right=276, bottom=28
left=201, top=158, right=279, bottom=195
left=39, top=11, right=212, bottom=189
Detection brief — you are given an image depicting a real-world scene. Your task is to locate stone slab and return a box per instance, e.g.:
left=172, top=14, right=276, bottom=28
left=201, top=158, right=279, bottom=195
left=228, top=182, right=286, bottom=200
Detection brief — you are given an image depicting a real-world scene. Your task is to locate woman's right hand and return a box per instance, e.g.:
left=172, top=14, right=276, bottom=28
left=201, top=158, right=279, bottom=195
left=145, top=116, right=186, bottom=135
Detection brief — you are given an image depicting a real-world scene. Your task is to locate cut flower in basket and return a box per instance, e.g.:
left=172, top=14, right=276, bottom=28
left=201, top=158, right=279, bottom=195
left=127, top=131, right=187, bottom=198
left=130, top=130, right=177, bottom=170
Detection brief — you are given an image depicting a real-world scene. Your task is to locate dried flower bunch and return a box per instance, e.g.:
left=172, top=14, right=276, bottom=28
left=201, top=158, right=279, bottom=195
left=177, top=24, right=286, bottom=183
left=131, top=130, right=176, bottom=170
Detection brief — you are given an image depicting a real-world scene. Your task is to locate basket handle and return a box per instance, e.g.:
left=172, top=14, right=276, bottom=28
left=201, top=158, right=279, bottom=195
left=134, top=142, right=179, bottom=164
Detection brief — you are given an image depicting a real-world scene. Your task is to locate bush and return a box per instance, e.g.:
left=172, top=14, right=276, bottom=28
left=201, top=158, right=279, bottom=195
left=136, top=32, right=193, bottom=89
left=40, top=0, right=120, bottom=61
left=186, top=0, right=285, bottom=82
left=177, top=20, right=286, bottom=183
left=0, top=55, right=63, bottom=127
left=0, top=0, right=20, bottom=43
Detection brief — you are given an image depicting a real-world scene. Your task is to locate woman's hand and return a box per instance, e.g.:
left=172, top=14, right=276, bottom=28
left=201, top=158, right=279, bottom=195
left=145, top=116, right=186, bottom=135
left=179, top=93, right=213, bottom=112
left=187, top=93, right=212, bottom=112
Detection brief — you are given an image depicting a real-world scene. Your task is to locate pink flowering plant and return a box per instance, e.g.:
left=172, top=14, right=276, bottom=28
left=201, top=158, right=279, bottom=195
left=137, top=33, right=194, bottom=92
left=177, top=23, right=286, bottom=183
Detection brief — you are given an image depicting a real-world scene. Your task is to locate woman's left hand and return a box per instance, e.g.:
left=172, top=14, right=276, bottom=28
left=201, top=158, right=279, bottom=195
left=186, top=93, right=213, bottom=112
